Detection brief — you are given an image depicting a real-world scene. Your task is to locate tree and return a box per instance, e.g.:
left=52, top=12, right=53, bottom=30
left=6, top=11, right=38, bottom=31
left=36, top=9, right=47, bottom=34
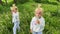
left=0, top=0, right=2, bottom=4
left=5, top=0, right=7, bottom=5
left=14, top=0, right=17, bottom=3
left=57, top=0, right=60, bottom=2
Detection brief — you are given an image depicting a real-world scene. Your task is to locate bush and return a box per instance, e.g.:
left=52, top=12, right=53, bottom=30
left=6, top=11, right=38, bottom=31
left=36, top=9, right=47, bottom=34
left=33, top=0, right=48, bottom=3
left=0, top=5, right=3, bottom=12
left=17, top=0, right=29, bottom=4
left=0, top=1, right=60, bottom=34
left=57, top=0, right=60, bottom=2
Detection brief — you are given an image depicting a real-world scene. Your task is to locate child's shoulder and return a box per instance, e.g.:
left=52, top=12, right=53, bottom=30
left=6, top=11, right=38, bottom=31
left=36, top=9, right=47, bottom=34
left=17, top=12, right=19, bottom=13
left=41, top=16, right=45, bottom=20
left=32, top=16, right=36, bottom=20
left=32, top=16, right=36, bottom=18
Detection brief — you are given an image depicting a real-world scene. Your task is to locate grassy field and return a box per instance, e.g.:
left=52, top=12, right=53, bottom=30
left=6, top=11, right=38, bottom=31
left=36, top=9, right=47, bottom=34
left=0, top=0, right=60, bottom=34
left=2, top=0, right=13, bottom=3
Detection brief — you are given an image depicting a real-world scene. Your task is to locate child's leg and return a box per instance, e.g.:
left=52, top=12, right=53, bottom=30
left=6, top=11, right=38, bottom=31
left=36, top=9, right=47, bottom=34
left=17, top=22, right=20, bottom=32
left=13, top=23, right=17, bottom=34
left=32, top=32, right=37, bottom=34
left=37, top=32, right=42, bottom=34
left=17, top=25, right=20, bottom=32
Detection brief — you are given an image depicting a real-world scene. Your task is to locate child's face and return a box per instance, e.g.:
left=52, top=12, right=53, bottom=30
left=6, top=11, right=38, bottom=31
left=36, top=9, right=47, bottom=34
left=12, top=8, right=17, bottom=13
left=35, top=9, right=42, bottom=18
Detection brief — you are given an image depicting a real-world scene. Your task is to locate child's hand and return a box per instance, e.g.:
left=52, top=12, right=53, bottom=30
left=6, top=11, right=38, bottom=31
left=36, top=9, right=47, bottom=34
left=36, top=20, right=40, bottom=24
left=30, top=29, right=32, bottom=33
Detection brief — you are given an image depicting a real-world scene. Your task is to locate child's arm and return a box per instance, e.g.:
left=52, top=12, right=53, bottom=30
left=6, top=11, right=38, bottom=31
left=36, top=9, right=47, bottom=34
left=17, top=12, right=20, bottom=22
left=11, top=12, right=14, bottom=23
left=41, top=18, right=45, bottom=27
left=18, top=12, right=20, bottom=24
left=40, top=18, right=45, bottom=31
left=36, top=19, right=40, bottom=24
left=30, top=18, right=34, bottom=33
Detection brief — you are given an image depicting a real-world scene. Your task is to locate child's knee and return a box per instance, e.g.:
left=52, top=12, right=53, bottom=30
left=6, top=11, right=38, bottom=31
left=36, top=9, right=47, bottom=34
left=13, top=26, right=16, bottom=30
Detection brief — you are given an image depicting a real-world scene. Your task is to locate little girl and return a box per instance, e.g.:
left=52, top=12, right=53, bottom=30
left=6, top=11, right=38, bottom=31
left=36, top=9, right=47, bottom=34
left=30, top=4, right=45, bottom=34
left=10, top=4, right=20, bottom=34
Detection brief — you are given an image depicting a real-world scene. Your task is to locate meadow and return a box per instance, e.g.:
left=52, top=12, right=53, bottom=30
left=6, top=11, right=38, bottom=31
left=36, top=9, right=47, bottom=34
left=0, top=0, right=60, bottom=34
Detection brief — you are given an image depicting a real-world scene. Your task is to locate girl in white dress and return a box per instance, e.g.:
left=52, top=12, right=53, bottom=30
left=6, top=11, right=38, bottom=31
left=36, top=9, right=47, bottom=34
left=30, top=4, right=45, bottom=34
left=10, top=4, right=20, bottom=34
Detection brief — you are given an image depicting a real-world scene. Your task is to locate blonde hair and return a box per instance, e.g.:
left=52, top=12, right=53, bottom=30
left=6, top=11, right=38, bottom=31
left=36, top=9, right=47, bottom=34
left=10, top=4, right=18, bottom=11
left=35, top=4, right=43, bottom=13
left=35, top=8, right=43, bottom=12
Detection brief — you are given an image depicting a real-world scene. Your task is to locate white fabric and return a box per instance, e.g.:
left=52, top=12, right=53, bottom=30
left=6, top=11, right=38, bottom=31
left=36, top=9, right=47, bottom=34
left=12, top=12, right=19, bottom=23
left=13, top=22, right=20, bottom=34
left=12, top=12, right=20, bottom=34
left=30, top=16, right=45, bottom=32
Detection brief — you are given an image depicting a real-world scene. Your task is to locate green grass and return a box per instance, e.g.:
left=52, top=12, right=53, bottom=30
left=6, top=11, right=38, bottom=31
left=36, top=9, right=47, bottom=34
left=0, top=0, right=60, bottom=34
left=2, top=0, right=13, bottom=3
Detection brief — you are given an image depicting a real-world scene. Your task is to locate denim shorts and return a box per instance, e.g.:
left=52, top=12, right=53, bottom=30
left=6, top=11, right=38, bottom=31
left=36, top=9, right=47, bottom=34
left=32, top=32, right=42, bottom=34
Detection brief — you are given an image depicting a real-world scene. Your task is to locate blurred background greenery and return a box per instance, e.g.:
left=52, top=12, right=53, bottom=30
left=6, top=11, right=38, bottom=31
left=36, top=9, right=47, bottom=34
left=0, top=0, right=60, bottom=34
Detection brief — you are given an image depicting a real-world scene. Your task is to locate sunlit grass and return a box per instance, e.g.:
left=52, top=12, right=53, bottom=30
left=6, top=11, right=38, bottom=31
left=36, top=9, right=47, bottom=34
left=2, top=0, right=13, bottom=3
